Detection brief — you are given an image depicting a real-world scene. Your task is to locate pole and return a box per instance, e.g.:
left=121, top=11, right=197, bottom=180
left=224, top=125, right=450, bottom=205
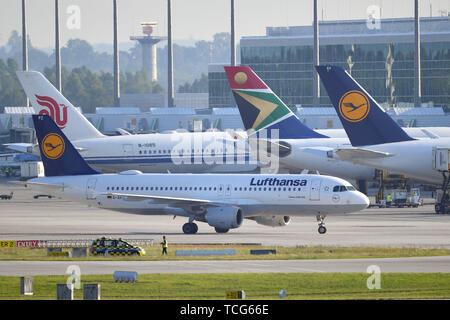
left=55, top=0, right=61, bottom=92
left=414, top=0, right=421, bottom=107
left=313, top=0, right=320, bottom=107
left=22, top=0, right=29, bottom=106
left=113, top=0, right=120, bottom=107
left=167, top=0, right=174, bottom=107
left=231, top=0, right=236, bottom=66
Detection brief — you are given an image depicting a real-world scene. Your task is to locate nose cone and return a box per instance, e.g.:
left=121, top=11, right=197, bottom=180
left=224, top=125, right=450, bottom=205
left=355, top=192, right=370, bottom=211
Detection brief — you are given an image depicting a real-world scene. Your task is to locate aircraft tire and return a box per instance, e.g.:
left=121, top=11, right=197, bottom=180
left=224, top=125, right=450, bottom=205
left=318, top=226, right=327, bottom=234
left=182, top=223, right=198, bottom=234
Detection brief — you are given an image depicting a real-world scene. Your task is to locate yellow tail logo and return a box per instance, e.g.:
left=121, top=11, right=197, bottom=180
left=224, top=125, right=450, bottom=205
left=41, top=133, right=65, bottom=159
left=338, top=90, right=370, bottom=122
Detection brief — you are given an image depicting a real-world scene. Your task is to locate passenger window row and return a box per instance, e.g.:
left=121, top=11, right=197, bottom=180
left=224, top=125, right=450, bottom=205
left=105, top=186, right=302, bottom=192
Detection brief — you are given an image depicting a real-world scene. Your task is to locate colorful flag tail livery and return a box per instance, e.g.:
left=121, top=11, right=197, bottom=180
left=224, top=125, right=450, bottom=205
left=32, top=115, right=99, bottom=177
left=315, top=65, right=415, bottom=146
left=16, top=71, right=104, bottom=141
left=224, top=66, right=328, bottom=139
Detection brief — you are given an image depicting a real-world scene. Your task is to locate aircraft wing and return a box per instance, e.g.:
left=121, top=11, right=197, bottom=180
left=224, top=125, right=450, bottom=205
left=334, top=148, right=393, bottom=162
left=104, top=192, right=239, bottom=211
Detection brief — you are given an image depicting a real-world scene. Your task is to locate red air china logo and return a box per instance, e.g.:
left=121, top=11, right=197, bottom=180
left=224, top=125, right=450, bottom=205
left=35, top=95, right=68, bottom=129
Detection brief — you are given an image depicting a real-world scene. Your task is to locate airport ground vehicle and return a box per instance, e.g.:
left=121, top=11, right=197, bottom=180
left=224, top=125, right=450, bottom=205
left=90, top=238, right=146, bottom=256
left=0, top=192, right=13, bottom=200
left=373, top=188, right=421, bottom=208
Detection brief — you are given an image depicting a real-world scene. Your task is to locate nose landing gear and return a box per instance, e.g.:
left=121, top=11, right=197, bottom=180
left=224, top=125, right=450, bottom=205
left=316, top=215, right=327, bottom=234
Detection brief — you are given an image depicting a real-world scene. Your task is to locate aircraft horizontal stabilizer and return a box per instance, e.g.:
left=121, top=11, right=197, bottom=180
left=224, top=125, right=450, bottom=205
left=420, top=129, right=439, bottom=139
left=300, top=147, right=335, bottom=158
left=334, top=148, right=392, bottom=162
left=3, top=143, right=36, bottom=154
left=13, top=181, right=66, bottom=189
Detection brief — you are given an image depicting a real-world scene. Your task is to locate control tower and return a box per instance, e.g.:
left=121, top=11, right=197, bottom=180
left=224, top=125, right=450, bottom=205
left=130, top=22, right=166, bottom=82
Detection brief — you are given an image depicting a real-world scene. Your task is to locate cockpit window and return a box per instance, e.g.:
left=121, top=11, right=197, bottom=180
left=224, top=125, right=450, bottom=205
left=333, top=185, right=355, bottom=192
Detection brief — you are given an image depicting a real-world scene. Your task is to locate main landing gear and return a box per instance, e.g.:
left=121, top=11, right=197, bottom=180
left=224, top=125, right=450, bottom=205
left=182, top=217, right=198, bottom=234
left=316, top=215, right=327, bottom=234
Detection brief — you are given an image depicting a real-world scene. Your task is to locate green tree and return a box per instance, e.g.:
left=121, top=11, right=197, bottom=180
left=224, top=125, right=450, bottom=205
left=178, top=73, right=208, bottom=93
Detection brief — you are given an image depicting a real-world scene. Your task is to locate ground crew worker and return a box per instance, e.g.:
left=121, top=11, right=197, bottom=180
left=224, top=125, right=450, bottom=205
left=386, top=193, right=392, bottom=206
left=161, top=236, right=168, bottom=255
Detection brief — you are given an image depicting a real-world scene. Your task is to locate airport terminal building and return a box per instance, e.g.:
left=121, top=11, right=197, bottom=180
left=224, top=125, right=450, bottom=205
left=209, top=16, right=450, bottom=109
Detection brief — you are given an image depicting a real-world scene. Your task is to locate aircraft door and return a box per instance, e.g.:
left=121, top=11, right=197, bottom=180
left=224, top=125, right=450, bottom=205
left=86, top=178, right=97, bottom=200
left=310, top=179, right=321, bottom=201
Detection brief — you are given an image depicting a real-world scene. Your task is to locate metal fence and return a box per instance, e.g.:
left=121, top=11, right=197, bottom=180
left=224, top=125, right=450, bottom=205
left=37, top=239, right=154, bottom=248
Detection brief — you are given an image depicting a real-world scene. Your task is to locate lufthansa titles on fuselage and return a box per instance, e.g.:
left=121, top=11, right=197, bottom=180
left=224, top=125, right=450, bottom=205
left=249, top=177, right=308, bottom=187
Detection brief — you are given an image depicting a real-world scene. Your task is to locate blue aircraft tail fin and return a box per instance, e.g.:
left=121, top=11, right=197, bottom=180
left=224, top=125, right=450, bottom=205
left=32, top=115, right=99, bottom=176
left=315, top=65, right=415, bottom=146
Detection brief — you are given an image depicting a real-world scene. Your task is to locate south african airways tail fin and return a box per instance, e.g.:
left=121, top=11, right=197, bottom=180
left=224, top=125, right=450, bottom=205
left=224, top=66, right=327, bottom=139
left=315, top=65, right=415, bottom=146
left=32, top=115, right=99, bottom=177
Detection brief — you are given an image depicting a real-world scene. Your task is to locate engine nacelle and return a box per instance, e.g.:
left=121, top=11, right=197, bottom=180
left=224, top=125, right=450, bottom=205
left=254, top=215, right=291, bottom=227
left=205, top=206, right=243, bottom=230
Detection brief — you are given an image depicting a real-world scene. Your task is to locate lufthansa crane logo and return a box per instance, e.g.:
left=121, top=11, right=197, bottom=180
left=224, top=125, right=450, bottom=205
left=41, top=133, right=65, bottom=159
left=338, top=90, right=370, bottom=122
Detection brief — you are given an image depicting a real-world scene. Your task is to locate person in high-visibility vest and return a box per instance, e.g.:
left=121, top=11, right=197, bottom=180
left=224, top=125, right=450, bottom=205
left=386, top=194, right=392, bottom=206
left=161, top=236, right=168, bottom=255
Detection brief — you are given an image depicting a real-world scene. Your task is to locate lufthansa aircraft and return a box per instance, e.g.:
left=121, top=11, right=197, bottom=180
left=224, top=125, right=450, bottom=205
left=224, top=66, right=446, bottom=188
left=316, top=65, right=450, bottom=213
left=15, top=71, right=256, bottom=173
left=25, top=115, right=369, bottom=234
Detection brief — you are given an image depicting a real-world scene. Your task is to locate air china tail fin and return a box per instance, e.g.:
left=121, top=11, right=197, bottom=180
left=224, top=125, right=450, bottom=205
left=16, top=71, right=104, bottom=141
left=32, top=115, right=99, bottom=177
left=224, top=66, right=328, bottom=139
left=315, top=65, right=415, bottom=146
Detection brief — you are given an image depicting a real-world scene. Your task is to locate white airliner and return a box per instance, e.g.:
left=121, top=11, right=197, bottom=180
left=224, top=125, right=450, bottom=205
left=25, top=115, right=370, bottom=234
left=224, top=66, right=450, bottom=189
left=15, top=71, right=257, bottom=173
left=316, top=65, right=450, bottom=212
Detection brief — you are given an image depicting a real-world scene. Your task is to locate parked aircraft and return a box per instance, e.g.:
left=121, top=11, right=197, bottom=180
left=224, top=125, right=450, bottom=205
left=25, top=115, right=370, bottom=234
left=15, top=71, right=257, bottom=173
left=316, top=65, right=450, bottom=213
left=224, top=66, right=446, bottom=192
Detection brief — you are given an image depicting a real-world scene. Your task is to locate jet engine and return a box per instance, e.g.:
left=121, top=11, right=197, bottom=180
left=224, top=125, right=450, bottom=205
left=205, top=206, right=243, bottom=232
left=253, top=215, right=291, bottom=227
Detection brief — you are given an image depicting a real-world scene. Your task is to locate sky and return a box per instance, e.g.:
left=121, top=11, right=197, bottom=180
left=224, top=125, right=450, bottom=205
left=0, top=0, right=449, bottom=49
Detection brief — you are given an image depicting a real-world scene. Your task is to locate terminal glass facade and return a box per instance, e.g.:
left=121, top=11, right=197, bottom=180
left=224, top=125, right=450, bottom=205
left=240, top=42, right=450, bottom=108
left=208, top=18, right=450, bottom=110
